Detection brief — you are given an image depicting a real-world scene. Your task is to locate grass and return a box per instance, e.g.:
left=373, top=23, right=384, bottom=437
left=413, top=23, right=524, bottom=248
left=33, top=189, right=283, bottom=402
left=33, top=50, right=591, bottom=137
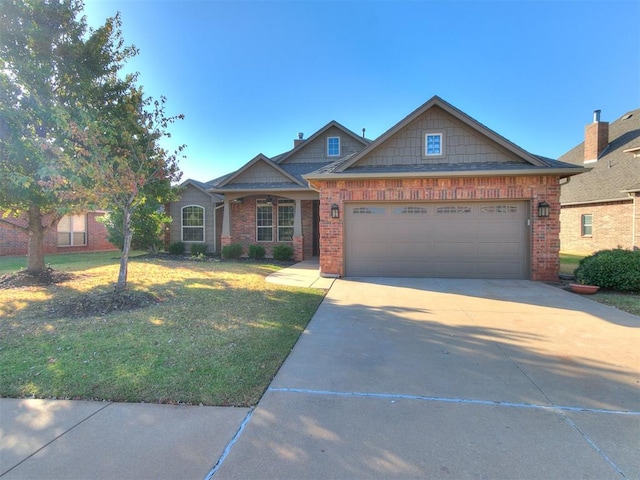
left=0, top=250, right=146, bottom=275
left=559, top=252, right=584, bottom=275
left=0, top=255, right=325, bottom=406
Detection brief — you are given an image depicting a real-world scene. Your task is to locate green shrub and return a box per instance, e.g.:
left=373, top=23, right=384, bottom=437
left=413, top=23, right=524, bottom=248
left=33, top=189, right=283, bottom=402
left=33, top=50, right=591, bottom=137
left=575, top=249, right=640, bottom=291
left=222, top=243, right=243, bottom=260
left=190, top=243, right=208, bottom=256
left=248, top=244, right=266, bottom=260
left=168, top=241, right=185, bottom=255
left=272, top=244, right=294, bottom=262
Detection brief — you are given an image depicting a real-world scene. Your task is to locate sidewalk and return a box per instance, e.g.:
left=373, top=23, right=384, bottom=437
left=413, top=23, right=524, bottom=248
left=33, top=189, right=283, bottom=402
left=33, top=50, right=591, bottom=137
left=265, top=258, right=336, bottom=289
left=0, top=260, right=332, bottom=479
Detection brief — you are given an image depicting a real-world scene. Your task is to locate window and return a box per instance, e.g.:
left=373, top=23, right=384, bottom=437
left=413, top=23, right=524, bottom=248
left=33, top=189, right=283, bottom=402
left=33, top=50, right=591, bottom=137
left=424, top=133, right=443, bottom=156
left=394, top=206, right=429, bottom=215
left=57, top=214, right=87, bottom=246
left=327, top=136, right=340, bottom=157
left=182, top=205, right=205, bottom=242
left=436, top=206, right=471, bottom=214
left=481, top=205, right=518, bottom=214
left=277, top=200, right=294, bottom=242
left=581, top=214, right=593, bottom=237
left=353, top=206, right=385, bottom=215
left=256, top=199, right=273, bottom=242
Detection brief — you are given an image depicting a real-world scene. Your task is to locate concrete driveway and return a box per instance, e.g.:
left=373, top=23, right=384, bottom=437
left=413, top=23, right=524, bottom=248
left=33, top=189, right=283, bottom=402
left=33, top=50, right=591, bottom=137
left=213, top=278, right=640, bottom=479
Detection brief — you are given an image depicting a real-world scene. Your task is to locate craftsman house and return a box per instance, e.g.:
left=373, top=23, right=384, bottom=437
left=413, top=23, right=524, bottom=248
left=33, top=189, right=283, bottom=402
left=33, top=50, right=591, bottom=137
left=168, top=96, right=585, bottom=281
left=559, top=108, right=640, bottom=254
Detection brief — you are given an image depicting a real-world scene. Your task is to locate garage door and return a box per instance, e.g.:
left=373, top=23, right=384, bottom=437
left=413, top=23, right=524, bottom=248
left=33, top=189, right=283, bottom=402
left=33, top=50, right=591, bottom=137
left=345, top=201, right=529, bottom=278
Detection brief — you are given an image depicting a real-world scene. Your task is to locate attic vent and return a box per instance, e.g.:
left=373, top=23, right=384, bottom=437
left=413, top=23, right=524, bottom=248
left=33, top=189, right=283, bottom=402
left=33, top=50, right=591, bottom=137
left=622, top=113, right=633, bottom=120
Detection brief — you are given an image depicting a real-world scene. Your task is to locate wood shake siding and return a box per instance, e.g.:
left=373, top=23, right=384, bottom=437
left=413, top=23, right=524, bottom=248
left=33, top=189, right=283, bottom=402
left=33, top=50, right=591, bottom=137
left=359, top=106, right=523, bottom=167
left=282, top=126, right=365, bottom=164
left=233, top=161, right=291, bottom=183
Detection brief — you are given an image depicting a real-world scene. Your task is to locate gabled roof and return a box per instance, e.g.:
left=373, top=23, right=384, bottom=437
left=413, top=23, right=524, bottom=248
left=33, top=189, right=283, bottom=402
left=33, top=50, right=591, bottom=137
left=213, top=154, right=305, bottom=190
left=335, top=96, right=548, bottom=172
left=305, top=96, right=586, bottom=180
left=178, top=179, right=224, bottom=202
left=274, top=120, right=370, bottom=165
left=560, top=108, right=640, bottom=205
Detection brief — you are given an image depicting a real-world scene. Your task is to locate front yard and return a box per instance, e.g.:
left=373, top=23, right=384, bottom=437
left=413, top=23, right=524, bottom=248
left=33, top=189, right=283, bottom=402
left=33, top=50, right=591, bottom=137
left=0, top=254, right=325, bottom=406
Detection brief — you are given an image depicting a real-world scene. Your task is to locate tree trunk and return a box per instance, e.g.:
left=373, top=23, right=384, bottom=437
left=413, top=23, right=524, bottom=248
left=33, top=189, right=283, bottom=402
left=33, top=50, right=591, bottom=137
left=115, top=207, right=132, bottom=291
left=26, top=204, right=46, bottom=275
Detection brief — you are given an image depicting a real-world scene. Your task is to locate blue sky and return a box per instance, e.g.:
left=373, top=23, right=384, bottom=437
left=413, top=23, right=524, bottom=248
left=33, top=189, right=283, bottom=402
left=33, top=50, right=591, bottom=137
left=83, top=0, right=640, bottom=183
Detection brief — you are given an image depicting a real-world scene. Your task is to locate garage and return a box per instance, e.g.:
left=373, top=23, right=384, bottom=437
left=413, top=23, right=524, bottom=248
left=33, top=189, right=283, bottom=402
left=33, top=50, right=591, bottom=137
left=345, top=201, right=530, bottom=278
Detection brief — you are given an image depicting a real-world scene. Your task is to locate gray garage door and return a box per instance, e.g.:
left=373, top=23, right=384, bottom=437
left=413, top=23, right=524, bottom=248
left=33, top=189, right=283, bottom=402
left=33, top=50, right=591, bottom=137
left=345, top=201, right=530, bottom=278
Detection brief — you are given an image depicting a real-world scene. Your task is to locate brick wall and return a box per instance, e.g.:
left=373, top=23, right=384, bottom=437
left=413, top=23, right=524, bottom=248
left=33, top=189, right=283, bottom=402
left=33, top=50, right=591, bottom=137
left=313, top=175, right=561, bottom=282
left=224, top=196, right=314, bottom=260
left=0, top=212, right=116, bottom=256
left=559, top=200, right=634, bottom=254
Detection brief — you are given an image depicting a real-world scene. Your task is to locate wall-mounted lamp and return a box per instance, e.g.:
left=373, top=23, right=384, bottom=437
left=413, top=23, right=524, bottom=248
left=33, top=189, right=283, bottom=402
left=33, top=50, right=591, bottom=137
left=537, top=201, right=550, bottom=218
left=331, top=203, right=340, bottom=219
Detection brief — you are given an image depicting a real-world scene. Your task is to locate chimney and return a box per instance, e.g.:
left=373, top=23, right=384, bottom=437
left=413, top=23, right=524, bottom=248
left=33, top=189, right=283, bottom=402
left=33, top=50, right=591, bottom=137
left=294, top=132, right=305, bottom=148
left=584, top=109, right=609, bottom=163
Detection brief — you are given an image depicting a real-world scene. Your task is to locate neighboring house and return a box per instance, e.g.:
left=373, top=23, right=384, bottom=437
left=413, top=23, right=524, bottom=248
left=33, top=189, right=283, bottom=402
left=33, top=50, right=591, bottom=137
left=0, top=212, right=116, bottom=256
left=559, top=108, right=640, bottom=254
left=168, top=96, right=585, bottom=281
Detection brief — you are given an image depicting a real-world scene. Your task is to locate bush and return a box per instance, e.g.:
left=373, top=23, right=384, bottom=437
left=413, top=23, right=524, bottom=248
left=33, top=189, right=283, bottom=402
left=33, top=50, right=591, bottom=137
left=272, top=244, right=294, bottom=262
left=168, top=241, right=185, bottom=255
left=190, top=243, right=208, bottom=256
left=248, top=244, right=266, bottom=260
left=575, top=249, right=640, bottom=291
left=222, top=243, right=243, bottom=260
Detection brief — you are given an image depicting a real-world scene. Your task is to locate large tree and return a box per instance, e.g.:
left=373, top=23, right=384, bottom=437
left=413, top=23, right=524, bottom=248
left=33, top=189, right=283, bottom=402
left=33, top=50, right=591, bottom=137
left=0, top=0, right=135, bottom=274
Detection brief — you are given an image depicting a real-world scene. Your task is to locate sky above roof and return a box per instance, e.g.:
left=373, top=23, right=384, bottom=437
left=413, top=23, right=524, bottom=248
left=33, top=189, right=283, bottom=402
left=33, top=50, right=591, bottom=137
left=83, top=0, right=640, bottom=184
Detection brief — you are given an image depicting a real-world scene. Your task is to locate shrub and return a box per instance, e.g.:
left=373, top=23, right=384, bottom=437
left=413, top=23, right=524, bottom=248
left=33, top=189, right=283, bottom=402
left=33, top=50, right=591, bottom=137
left=190, top=243, right=208, bottom=256
left=575, top=249, right=640, bottom=291
left=248, top=244, right=266, bottom=260
left=168, top=241, right=185, bottom=255
left=222, top=243, right=243, bottom=260
left=272, top=244, right=294, bottom=262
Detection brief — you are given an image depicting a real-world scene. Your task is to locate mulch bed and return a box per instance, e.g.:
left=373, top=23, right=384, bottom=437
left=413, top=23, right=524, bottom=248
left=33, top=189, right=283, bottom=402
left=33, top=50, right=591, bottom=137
left=0, top=267, right=75, bottom=289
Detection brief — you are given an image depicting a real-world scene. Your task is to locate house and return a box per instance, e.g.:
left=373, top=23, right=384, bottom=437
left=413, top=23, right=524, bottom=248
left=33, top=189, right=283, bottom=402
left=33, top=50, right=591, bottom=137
left=168, top=96, right=585, bottom=281
left=559, top=108, right=640, bottom=255
left=0, top=212, right=116, bottom=256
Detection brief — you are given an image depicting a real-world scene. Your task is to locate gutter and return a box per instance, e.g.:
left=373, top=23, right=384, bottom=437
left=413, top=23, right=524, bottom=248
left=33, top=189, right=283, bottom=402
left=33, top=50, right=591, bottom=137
left=561, top=197, right=631, bottom=207
left=304, top=167, right=588, bottom=181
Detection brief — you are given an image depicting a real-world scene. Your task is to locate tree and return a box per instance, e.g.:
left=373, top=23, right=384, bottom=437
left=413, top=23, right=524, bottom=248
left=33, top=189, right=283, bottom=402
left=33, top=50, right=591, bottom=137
left=0, top=0, right=136, bottom=274
left=74, top=89, right=183, bottom=290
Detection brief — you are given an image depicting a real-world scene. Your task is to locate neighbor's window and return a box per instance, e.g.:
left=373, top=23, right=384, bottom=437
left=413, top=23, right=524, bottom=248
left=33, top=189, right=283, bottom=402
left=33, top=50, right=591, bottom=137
left=327, top=136, right=340, bottom=156
left=182, top=205, right=205, bottom=242
left=57, top=214, right=87, bottom=246
left=581, top=214, right=593, bottom=237
left=278, top=199, right=294, bottom=242
left=257, top=199, right=273, bottom=242
left=425, top=133, right=443, bottom=156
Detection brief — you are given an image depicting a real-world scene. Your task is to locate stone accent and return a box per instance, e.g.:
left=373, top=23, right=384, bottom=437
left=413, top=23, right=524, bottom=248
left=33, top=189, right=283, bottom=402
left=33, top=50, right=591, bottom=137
left=314, top=176, right=562, bottom=282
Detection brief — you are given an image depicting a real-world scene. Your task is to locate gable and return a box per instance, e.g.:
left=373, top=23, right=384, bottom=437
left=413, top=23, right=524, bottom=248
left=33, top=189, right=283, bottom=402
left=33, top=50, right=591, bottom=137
left=351, top=105, right=528, bottom=169
left=229, top=159, right=293, bottom=184
left=280, top=125, right=367, bottom=164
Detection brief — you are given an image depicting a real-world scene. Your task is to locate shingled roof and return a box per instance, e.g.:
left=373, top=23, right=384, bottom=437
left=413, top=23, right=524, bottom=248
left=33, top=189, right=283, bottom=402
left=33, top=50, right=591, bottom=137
left=560, top=108, right=640, bottom=205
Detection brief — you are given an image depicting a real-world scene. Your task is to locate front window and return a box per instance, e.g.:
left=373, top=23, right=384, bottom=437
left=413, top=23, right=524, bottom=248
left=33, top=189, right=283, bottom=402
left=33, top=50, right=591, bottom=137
left=278, top=200, right=294, bottom=242
left=425, top=133, right=443, bottom=156
left=257, top=199, right=273, bottom=242
left=182, top=205, right=205, bottom=242
left=581, top=214, right=593, bottom=237
left=327, top=136, right=340, bottom=156
left=57, top=214, right=87, bottom=246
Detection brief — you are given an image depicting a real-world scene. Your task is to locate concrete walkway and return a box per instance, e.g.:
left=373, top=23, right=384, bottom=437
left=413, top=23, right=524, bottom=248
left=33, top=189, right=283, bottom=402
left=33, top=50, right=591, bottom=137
left=265, top=258, right=335, bottom=289
left=2, top=272, right=639, bottom=479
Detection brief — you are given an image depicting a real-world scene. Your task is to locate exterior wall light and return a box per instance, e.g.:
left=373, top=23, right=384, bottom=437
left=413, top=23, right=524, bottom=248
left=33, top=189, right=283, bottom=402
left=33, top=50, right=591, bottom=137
left=331, top=203, right=340, bottom=219
left=537, top=201, right=550, bottom=218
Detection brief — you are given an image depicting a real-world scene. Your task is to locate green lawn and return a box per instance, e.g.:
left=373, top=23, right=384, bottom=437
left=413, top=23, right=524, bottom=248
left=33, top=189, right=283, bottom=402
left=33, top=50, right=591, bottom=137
left=559, top=252, right=584, bottom=276
left=0, top=250, right=145, bottom=275
left=0, top=255, right=325, bottom=406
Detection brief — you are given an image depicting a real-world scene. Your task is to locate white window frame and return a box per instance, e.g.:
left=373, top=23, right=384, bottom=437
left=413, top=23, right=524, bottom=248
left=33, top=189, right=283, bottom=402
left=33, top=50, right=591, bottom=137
left=181, top=205, right=205, bottom=242
left=327, top=136, right=341, bottom=157
left=424, top=132, right=444, bottom=157
left=581, top=214, right=593, bottom=237
left=277, top=199, right=295, bottom=242
left=256, top=199, right=273, bottom=242
left=57, top=214, right=87, bottom=247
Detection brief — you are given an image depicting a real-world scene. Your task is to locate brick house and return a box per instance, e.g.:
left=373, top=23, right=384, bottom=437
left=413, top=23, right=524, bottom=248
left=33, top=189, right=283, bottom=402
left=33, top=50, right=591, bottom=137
left=559, top=108, right=640, bottom=254
left=168, top=96, right=584, bottom=281
left=0, top=211, right=116, bottom=256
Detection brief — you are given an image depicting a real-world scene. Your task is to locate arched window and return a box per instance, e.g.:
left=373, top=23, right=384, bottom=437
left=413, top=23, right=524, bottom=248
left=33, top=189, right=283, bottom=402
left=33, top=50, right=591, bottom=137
left=182, top=205, right=205, bottom=242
